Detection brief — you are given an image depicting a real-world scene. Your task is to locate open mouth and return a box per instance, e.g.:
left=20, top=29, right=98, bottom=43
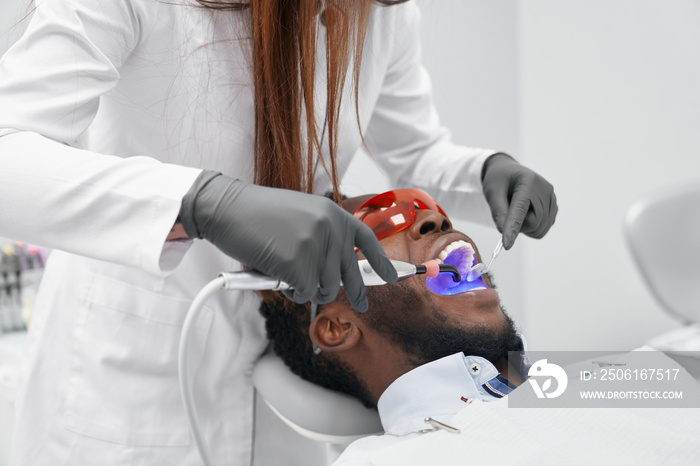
left=425, top=240, right=488, bottom=295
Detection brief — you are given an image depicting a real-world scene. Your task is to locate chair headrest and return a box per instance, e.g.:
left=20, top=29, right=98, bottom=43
left=252, top=352, right=383, bottom=444
left=624, top=179, right=700, bottom=323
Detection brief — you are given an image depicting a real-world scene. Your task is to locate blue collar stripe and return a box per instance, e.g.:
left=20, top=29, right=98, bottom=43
left=482, top=380, right=507, bottom=398
left=482, top=375, right=516, bottom=399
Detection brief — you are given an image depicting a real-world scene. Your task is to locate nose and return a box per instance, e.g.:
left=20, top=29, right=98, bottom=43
left=407, top=209, right=452, bottom=239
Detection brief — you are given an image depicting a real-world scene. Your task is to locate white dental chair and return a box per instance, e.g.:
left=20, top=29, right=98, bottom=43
left=624, top=178, right=700, bottom=364
left=253, top=351, right=383, bottom=464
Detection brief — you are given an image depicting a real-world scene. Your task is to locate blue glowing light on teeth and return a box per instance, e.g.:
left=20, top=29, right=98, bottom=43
left=425, top=247, right=488, bottom=295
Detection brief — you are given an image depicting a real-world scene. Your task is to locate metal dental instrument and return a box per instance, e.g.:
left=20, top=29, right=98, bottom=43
left=466, top=237, right=504, bottom=282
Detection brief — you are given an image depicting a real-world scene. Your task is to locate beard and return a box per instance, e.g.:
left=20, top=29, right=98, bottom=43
left=361, top=278, right=522, bottom=368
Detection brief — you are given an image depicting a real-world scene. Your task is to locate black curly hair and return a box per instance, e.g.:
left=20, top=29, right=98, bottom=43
left=258, top=293, right=375, bottom=408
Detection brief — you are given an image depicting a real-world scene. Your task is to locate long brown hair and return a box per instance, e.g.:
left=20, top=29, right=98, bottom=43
left=196, top=0, right=406, bottom=202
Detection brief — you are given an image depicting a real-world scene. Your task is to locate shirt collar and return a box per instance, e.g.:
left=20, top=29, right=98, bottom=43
left=377, top=334, right=529, bottom=433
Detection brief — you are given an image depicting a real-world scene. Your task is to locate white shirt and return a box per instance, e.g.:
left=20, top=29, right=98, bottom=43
left=334, top=349, right=700, bottom=466
left=334, top=346, right=529, bottom=466
left=0, top=1, right=498, bottom=464
left=379, top=352, right=525, bottom=434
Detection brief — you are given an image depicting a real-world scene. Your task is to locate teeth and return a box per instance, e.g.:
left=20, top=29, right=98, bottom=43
left=434, top=258, right=442, bottom=265
left=434, top=240, right=476, bottom=279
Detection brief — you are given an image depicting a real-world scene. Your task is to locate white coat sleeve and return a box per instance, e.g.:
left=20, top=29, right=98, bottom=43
left=364, top=2, right=496, bottom=227
left=0, top=0, right=201, bottom=275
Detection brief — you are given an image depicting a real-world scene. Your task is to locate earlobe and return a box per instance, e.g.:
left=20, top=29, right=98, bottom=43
left=309, top=304, right=361, bottom=353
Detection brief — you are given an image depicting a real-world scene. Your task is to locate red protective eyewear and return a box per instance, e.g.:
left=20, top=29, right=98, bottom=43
left=353, top=189, right=447, bottom=241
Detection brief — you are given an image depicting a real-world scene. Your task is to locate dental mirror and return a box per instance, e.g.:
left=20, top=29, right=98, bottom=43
left=466, top=237, right=503, bottom=282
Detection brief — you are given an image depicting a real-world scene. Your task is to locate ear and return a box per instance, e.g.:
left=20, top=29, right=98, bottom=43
left=309, top=302, right=362, bottom=353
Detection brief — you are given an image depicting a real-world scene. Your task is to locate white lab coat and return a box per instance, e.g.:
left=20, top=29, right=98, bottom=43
left=0, top=0, right=496, bottom=464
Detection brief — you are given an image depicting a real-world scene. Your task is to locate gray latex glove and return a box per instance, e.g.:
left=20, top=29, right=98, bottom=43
left=180, top=171, right=397, bottom=312
left=481, top=153, right=558, bottom=250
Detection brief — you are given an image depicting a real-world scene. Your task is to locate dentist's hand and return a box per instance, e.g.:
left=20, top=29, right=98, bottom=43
left=481, top=153, right=558, bottom=250
left=180, top=171, right=397, bottom=312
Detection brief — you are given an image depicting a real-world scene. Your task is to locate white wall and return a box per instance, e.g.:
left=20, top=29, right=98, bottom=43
left=519, top=0, right=700, bottom=350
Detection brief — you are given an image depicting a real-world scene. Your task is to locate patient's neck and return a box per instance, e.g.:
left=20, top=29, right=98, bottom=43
left=496, top=357, right=525, bottom=387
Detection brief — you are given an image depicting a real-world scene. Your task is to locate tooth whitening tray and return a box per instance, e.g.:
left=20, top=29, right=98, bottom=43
left=178, top=260, right=460, bottom=466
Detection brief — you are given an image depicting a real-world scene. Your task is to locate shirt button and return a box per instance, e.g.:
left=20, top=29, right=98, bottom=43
left=469, top=363, right=481, bottom=375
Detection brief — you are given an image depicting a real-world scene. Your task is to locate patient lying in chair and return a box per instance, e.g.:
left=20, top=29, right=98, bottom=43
left=258, top=189, right=700, bottom=465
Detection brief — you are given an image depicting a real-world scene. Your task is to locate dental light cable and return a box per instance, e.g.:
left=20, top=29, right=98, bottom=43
left=178, top=276, right=223, bottom=466
left=178, top=260, right=460, bottom=466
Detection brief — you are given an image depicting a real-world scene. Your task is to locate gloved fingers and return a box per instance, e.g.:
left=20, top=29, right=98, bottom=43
left=521, top=194, right=546, bottom=238
left=287, top=278, right=316, bottom=305
left=535, top=177, right=557, bottom=237
left=522, top=186, right=558, bottom=239
left=483, top=186, right=510, bottom=234
left=281, top=289, right=298, bottom=303
left=282, top=253, right=318, bottom=304
left=501, top=184, right=532, bottom=250
left=282, top=288, right=320, bottom=305
left=340, top=250, right=369, bottom=313
left=354, top=222, right=398, bottom=285
left=314, top=250, right=342, bottom=305
left=314, top=279, right=341, bottom=305
left=549, top=190, right=559, bottom=227
left=525, top=200, right=551, bottom=239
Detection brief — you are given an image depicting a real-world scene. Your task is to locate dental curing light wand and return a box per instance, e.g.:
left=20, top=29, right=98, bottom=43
left=218, top=259, right=461, bottom=290
left=179, top=259, right=459, bottom=466
left=353, top=259, right=461, bottom=284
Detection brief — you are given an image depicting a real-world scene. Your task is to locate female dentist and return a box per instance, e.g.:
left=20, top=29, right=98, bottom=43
left=0, top=0, right=556, bottom=464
